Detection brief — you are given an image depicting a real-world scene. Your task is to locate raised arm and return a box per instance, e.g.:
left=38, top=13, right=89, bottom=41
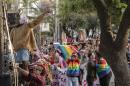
left=17, top=67, right=29, bottom=76
left=26, top=9, right=51, bottom=29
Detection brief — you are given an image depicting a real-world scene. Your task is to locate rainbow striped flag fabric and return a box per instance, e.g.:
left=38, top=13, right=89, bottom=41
left=96, top=58, right=111, bottom=78
left=57, top=45, right=78, bottom=60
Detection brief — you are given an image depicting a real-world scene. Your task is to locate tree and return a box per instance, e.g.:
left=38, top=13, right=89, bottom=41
left=59, top=0, right=130, bottom=85
left=92, top=0, right=130, bottom=86
left=0, top=0, right=3, bottom=74
left=59, top=0, right=96, bottom=35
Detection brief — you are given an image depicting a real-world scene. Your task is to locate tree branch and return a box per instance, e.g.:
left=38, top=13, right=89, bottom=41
left=114, top=2, right=130, bottom=50
left=92, top=0, right=113, bottom=48
left=104, top=0, right=113, bottom=7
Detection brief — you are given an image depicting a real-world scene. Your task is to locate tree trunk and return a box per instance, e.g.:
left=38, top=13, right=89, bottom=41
left=0, top=1, right=4, bottom=74
left=111, top=1, right=130, bottom=85
left=92, top=0, right=113, bottom=61
left=0, top=1, right=2, bottom=74
left=110, top=48, right=130, bottom=86
left=93, top=0, right=130, bottom=86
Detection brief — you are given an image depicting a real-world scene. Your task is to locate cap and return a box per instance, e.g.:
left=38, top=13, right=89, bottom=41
left=19, top=15, right=28, bottom=24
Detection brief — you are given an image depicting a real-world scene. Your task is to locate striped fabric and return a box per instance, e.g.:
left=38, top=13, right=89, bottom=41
left=96, top=58, right=111, bottom=78
left=57, top=45, right=78, bottom=60
left=66, top=59, right=80, bottom=77
left=56, top=44, right=81, bottom=77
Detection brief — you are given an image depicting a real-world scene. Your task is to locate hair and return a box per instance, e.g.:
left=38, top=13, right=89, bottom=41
left=40, top=67, right=46, bottom=76
left=50, top=42, right=53, bottom=45
left=88, top=52, right=92, bottom=58
left=95, top=51, right=102, bottom=58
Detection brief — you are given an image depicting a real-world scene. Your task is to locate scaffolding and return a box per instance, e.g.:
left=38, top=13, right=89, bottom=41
left=0, top=1, right=18, bottom=86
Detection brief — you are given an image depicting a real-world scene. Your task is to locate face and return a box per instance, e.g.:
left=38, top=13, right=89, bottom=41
left=72, top=53, right=78, bottom=59
left=34, top=66, right=43, bottom=74
left=54, top=53, right=59, bottom=63
left=80, top=50, right=85, bottom=56
left=19, top=16, right=28, bottom=24
left=85, top=49, right=89, bottom=55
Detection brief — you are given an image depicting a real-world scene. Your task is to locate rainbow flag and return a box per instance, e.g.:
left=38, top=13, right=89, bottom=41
left=96, top=58, right=111, bottom=78
left=57, top=45, right=78, bottom=60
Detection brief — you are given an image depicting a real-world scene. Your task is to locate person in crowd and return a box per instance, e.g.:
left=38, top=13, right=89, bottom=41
left=10, top=1, right=52, bottom=85
left=48, top=47, right=55, bottom=65
left=30, top=49, right=41, bottom=63
left=79, top=49, right=89, bottom=86
left=10, top=0, right=52, bottom=67
left=95, top=52, right=112, bottom=86
left=43, top=44, right=49, bottom=55
left=34, top=57, right=53, bottom=84
left=66, top=52, right=80, bottom=86
left=15, top=63, right=47, bottom=86
left=86, top=52, right=97, bottom=86
left=51, top=51, right=61, bottom=86
left=56, top=51, right=67, bottom=68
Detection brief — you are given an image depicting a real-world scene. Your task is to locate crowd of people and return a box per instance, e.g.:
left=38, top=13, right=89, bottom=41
left=8, top=1, right=114, bottom=86
left=13, top=37, right=113, bottom=86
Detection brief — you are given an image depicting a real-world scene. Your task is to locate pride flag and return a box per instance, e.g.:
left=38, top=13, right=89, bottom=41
left=57, top=45, right=78, bottom=60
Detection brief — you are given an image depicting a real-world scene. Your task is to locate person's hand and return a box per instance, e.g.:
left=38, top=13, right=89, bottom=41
left=43, top=6, right=52, bottom=14
left=37, top=59, right=43, bottom=64
left=41, top=1, right=53, bottom=15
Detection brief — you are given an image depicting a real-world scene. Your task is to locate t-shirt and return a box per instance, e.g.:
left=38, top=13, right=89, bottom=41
left=58, top=68, right=68, bottom=86
left=51, top=65, right=68, bottom=86
left=66, top=58, right=80, bottom=77
left=51, top=65, right=60, bottom=86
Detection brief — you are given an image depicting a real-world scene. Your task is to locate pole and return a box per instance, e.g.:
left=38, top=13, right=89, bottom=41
left=54, top=0, right=59, bottom=42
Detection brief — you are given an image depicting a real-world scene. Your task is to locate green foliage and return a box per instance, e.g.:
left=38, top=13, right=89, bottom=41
left=87, top=15, right=98, bottom=29
left=59, top=0, right=128, bottom=32
left=112, top=0, right=127, bottom=8
left=59, top=0, right=96, bottom=31
left=109, top=0, right=127, bottom=27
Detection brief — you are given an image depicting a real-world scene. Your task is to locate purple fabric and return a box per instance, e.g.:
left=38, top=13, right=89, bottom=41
left=32, top=49, right=41, bottom=62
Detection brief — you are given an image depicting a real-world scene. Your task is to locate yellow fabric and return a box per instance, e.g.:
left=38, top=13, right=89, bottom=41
left=10, top=25, right=37, bottom=52
left=10, top=13, right=47, bottom=52
left=64, top=45, right=73, bottom=57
